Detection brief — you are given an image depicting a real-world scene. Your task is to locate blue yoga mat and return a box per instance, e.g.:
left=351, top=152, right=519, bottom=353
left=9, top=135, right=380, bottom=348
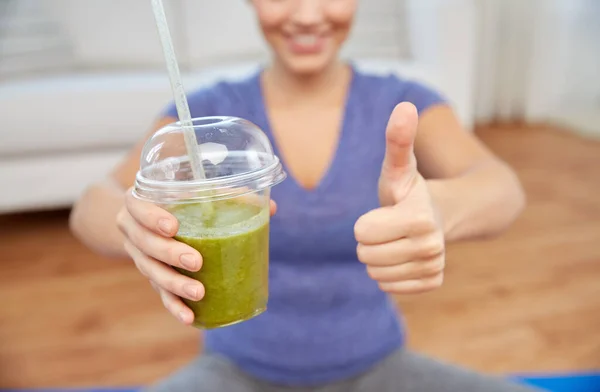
left=3, top=373, right=599, bottom=392
left=514, top=373, right=600, bottom=391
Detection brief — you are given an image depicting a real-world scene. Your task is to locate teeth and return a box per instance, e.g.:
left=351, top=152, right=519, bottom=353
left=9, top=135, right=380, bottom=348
left=293, top=35, right=318, bottom=46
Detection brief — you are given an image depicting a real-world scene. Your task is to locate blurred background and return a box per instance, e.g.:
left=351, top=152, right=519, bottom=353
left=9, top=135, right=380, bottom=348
left=0, top=0, right=598, bottom=390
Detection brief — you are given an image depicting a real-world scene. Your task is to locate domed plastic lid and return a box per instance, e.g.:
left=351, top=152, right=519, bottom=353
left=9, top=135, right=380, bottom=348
left=133, top=116, right=286, bottom=204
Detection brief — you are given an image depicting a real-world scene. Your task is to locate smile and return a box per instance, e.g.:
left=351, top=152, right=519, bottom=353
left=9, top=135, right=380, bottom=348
left=287, top=34, right=326, bottom=54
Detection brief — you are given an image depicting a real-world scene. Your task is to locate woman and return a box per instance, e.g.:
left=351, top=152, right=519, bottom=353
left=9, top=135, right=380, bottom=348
left=70, top=1, right=533, bottom=391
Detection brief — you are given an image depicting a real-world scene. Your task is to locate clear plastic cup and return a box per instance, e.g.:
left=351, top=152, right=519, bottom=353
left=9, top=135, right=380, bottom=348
left=132, top=116, right=286, bottom=329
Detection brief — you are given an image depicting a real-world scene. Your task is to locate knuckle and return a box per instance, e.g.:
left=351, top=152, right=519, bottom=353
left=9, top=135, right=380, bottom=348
left=116, top=209, right=130, bottom=235
left=423, top=259, right=445, bottom=276
left=421, top=236, right=445, bottom=258
left=122, top=239, right=134, bottom=256
left=116, top=209, right=125, bottom=227
left=125, top=188, right=137, bottom=210
left=354, top=213, right=376, bottom=243
left=353, top=218, right=366, bottom=242
left=128, top=194, right=156, bottom=222
left=356, top=244, right=369, bottom=263
left=381, top=282, right=405, bottom=295
left=148, top=280, right=159, bottom=293
left=167, top=245, right=182, bottom=266
left=425, top=274, right=444, bottom=290
left=366, top=266, right=380, bottom=280
left=130, top=228, right=148, bottom=249
left=167, top=306, right=180, bottom=319
left=157, top=289, right=173, bottom=311
left=391, top=119, right=407, bottom=133
left=165, top=303, right=178, bottom=317
left=133, top=259, right=150, bottom=278
left=379, top=284, right=392, bottom=294
left=126, top=186, right=136, bottom=201
left=145, top=209, right=161, bottom=226
left=412, top=212, right=436, bottom=233
left=134, top=259, right=149, bottom=278
left=124, top=242, right=151, bottom=278
left=165, top=278, right=182, bottom=296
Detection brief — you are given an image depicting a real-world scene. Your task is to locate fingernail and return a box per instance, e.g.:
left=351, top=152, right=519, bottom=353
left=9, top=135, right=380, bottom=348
left=180, top=254, right=199, bottom=270
left=184, top=284, right=200, bottom=300
left=158, top=219, right=172, bottom=235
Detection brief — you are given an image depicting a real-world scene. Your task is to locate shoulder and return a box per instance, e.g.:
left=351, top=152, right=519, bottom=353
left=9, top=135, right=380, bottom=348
left=353, top=67, right=448, bottom=115
left=160, top=72, right=259, bottom=119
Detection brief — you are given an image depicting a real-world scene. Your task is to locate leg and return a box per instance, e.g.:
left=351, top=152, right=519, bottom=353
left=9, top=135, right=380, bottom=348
left=144, top=353, right=260, bottom=392
left=353, top=349, right=541, bottom=392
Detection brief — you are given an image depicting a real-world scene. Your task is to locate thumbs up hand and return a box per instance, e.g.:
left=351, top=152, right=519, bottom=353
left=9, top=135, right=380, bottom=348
left=354, top=102, right=445, bottom=295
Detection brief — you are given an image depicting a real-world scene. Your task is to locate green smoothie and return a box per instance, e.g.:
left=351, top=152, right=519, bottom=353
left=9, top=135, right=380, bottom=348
left=169, top=199, right=270, bottom=329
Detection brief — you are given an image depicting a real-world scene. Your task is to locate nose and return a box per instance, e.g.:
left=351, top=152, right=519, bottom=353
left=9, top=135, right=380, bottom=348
left=291, top=0, right=324, bottom=27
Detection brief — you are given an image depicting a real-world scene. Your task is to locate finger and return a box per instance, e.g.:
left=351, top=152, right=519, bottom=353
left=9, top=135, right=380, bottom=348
left=381, top=102, right=419, bottom=179
left=366, top=256, right=445, bottom=282
left=378, top=273, right=444, bottom=295
left=124, top=239, right=205, bottom=301
left=156, top=286, right=195, bottom=325
left=149, top=280, right=160, bottom=293
left=118, top=211, right=201, bottom=271
left=270, top=199, right=277, bottom=216
left=125, top=188, right=179, bottom=237
left=356, top=232, right=444, bottom=265
left=354, top=207, right=437, bottom=245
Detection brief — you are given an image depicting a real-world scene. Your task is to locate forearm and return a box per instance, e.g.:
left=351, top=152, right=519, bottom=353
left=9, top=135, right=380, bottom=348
left=427, top=160, right=526, bottom=242
left=69, top=179, right=128, bottom=258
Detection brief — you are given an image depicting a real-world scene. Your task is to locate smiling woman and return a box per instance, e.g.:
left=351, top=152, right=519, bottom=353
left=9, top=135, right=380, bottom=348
left=252, top=0, right=357, bottom=76
left=69, top=0, right=531, bottom=391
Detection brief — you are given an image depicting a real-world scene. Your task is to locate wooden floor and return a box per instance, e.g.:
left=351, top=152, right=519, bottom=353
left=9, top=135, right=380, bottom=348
left=1, top=125, right=599, bottom=388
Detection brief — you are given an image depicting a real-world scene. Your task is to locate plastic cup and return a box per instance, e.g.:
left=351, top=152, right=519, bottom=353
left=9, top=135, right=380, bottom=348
left=132, top=116, right=286, bottom=329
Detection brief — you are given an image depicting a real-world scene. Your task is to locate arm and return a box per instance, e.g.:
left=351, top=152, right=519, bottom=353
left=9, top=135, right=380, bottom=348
left=69, top=116, right=178, bottom=258
left=415, top=105, right=526, bottom=242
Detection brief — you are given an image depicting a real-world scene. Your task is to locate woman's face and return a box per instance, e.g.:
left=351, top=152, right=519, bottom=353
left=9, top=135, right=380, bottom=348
left=251, top=0, right=357, bottom=76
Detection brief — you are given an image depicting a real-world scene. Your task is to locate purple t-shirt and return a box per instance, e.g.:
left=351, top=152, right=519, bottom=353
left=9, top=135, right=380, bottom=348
left=163, top=64, right=447, bottom=385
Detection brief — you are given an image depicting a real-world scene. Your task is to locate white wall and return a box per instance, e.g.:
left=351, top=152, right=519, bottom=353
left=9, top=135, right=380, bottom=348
left=0, top=0, right=73, bottom=78
left=180, top=0, right=268, bottom=69
left=474, top=0, right=600, bottom=138
left=474, top=0, right=538, bottom=122
left=540, top=0, right=600, bottom=137
left=49, top=0, right=182, bottom=69
left=406, top=0, right=477, bottom=130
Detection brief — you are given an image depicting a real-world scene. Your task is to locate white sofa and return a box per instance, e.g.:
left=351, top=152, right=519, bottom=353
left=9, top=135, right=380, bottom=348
left=0, top=0, right=476, bottom=214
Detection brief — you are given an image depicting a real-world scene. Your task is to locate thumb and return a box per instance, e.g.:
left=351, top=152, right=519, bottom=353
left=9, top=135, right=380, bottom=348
left=381, top=102, right=419, bottom=179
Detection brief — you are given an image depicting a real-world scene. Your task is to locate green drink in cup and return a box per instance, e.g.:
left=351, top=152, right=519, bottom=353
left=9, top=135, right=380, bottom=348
left=133, top=116, right=286, bottom=329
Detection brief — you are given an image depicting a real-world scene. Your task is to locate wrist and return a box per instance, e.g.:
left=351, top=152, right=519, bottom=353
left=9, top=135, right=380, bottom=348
left=426, top=179, right=459, bottom=241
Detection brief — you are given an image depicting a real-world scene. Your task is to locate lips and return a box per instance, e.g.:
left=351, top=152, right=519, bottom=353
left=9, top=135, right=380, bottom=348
left=287, top=33, right=326, bottom=55
left=294, top=34, right=318, bottom=46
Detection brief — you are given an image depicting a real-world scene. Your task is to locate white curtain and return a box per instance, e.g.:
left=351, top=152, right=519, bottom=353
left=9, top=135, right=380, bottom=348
left=3, top=0, right=598, bottom=136
left=474, top=0, right=600, bottom=136
left=0, top=0, right=73, bottom=79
